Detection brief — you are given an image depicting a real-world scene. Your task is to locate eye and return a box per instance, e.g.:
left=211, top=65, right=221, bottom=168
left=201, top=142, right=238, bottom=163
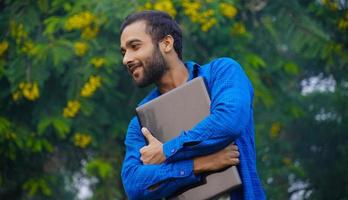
left=131, top=43, right=140, bottom=50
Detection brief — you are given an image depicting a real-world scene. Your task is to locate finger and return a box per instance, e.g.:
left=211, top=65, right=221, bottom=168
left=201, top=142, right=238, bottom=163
left=141, top=127, right=156, bottom=143
left=231, top=158, right=240, bottom=165
left=230, top=144, right=238, bottom=151
left=230, top=150, right=240, bottom=158
left=141, top=155, right=151, bottom=165
left=140, top=147, right=146, bottom=154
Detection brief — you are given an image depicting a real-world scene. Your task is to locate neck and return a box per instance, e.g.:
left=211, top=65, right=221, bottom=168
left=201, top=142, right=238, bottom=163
left=155, top=58, right=189, bottom=94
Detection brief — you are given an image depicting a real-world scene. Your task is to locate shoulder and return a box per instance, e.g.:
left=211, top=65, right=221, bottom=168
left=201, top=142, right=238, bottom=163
left=208, top=57, right=243, bottom=72
left=127, top=116, right=140, bottom=131
left=204, top=57, right=245, bottom=81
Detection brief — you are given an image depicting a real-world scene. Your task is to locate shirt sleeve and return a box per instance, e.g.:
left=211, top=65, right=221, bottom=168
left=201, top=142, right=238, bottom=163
left=163, top=58, right=253, bottom=160
left=121, top=117, right=202, bottom=200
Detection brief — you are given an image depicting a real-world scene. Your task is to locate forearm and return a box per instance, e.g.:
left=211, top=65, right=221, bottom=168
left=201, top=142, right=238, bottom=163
left=165, top=135, right=234, bottom=162
left=123, top=117, right=202, bottom=199
left=193, top=143, right=240, bottom=175
left=121, top=159, right=201, bottom=200
left=163, top=97, right=251, bottom=161
left=163, top=58, right=252, bottom=161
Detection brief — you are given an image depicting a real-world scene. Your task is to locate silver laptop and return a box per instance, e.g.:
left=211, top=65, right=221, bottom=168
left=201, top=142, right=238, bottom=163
left=136, top=77, right=242, bottom=200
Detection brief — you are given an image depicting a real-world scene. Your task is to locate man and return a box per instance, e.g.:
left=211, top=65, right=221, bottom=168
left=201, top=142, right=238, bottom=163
left=120, top=10, right=265, bottom=200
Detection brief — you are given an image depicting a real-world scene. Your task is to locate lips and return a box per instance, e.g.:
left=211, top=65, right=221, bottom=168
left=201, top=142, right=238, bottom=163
left=128, top=63, right=142, bottom=75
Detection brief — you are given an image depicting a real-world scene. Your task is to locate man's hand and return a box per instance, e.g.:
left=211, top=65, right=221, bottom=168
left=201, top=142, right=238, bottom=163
left=140, top=127, right=166, bottom=165
left=193, top=143, right=239, bottom=174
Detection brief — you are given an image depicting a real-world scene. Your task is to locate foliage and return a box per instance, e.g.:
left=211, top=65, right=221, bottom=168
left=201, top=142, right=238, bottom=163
left=0, top=0, right=347, bottom=199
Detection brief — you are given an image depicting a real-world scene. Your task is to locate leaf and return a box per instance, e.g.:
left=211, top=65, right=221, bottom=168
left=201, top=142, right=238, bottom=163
left=284, top=62, right=300, bottom=75
left=86, top=159, right=112, bottom=179
left=42, top=140, right=53, bottom=152
left=43, top=16, right=64, bottom=36
left=245, top=53, right=266, bottom=69
left=51, top=40, right=74, bottom=68
left=80, top=99, right=95, bottom=116
left=37, top=0, right=49, bottom=13
left=33, top=140, right=42, bottom=152
left=38, top=178, right=52, bottom=196
left=52, top=117, right=71, bottom=139
left=0, top=60, right=5, bottom=79
left=0, top=117, right=11, bottom=135
left=37, top=118, right=52, bottom=135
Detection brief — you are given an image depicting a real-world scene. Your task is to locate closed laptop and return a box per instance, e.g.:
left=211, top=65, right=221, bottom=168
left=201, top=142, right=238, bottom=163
left=136, top=77, right=242, bottom=200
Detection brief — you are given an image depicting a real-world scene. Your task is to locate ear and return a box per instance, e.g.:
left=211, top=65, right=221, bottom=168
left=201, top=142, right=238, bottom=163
left=159, top=35, right=174, bottom=53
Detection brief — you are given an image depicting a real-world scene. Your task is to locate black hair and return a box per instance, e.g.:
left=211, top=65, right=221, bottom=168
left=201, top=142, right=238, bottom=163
left=120, top=10, right=183, bottom=60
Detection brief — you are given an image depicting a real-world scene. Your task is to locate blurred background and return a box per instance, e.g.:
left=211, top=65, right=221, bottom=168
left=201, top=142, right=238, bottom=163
left=0, top=0, right=347, bottom=199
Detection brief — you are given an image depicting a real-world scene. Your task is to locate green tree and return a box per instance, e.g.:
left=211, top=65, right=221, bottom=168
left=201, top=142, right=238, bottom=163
left=1, top=0, right=347, bottom=199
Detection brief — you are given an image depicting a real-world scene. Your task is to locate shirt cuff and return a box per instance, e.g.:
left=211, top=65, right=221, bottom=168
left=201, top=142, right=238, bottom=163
left=163, top=131, right=185, bottom=159
left=171, top=159, right=201, bottom=181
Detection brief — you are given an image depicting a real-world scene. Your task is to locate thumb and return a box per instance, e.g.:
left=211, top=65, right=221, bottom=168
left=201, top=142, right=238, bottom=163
left=141, top=127, right=156, bottom=143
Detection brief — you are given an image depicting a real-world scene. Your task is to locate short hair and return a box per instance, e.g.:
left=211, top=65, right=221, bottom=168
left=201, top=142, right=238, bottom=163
left=120, top=10, right=183, bottom=60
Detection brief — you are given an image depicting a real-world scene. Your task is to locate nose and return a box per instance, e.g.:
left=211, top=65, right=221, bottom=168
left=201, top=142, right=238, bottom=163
left=122, top=51, right=133, bottom=67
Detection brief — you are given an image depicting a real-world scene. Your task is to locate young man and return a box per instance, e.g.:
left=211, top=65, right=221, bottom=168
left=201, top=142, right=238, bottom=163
left=120, top=11, right=265, bottom=200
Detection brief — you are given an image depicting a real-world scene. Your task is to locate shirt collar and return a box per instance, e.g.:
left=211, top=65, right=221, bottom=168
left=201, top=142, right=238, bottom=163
left=185, top=61, right=200, bottom=81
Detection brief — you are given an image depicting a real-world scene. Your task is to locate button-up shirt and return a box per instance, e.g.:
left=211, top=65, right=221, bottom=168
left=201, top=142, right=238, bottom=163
left=121, top=57, right=266, bottom=200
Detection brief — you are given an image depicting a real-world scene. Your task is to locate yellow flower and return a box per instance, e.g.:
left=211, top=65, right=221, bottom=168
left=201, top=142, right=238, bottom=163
left=74, top=133, right=92, bottom=148
left=137, top=1, right=152, bottom=11
left=144, top=2, right=152, bottom=9
left=12, top=91, right=22, bottom=101
left=154, top=0, right=177, bottom=17
left=80, top=75, right=102, bottom=97
left=5, top=132, right=17, bottom=140
left=20, top=82, right=40, bottom=101
left=21, top=41, right=37, bottom=56
left=19, top=82, right=25, bottom=89
left=202, top=9, right=215, bottom=18
left=231, top=22, right=246, bottom=35
left=201, top=18, right=217, bottom=32
left=0, top=41, right=9, bottom=56
left=65, top=11, right=96, bottom=31
left=182, top=1, right=217, bottom=31
left=219, top=3, right=238, bottom=18
left=338, top=12, right=348, bottom=31
left=182, top=0, right=201, bottom=22
left=322, top=0, right=338, bottom=10
left=74, top=42, right=88, bottom=56
left=81, top=26, right=99, bottom=39
left=63, top=100, right=80, bottom=118
left=270, top=122, right=281, bottom=139
left=10, top=21, right=28, bottom=44
left=91, top=57, right=105, bottom=68
left=282, top=157, right=292, bottom=166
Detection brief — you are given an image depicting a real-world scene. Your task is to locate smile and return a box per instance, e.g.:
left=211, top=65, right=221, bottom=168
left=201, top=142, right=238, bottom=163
left=128, top=64, right=142, bottom=75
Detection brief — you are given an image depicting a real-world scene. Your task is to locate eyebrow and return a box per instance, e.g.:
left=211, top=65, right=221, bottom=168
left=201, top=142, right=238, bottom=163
left=120, top=39, right=142, bottom=52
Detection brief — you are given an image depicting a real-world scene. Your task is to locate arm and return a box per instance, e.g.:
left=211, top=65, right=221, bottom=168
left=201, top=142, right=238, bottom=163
left=163, top=58, right=253, bottom=161
left=121, top=117, right=201, bottom=200
left=193, top=143, right=240, bottom=174
left=121, top=117, right=240, bottom=200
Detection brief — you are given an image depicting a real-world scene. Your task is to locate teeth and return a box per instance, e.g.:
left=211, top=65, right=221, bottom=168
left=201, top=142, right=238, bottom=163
left=131, top=65, right=141, bottom=74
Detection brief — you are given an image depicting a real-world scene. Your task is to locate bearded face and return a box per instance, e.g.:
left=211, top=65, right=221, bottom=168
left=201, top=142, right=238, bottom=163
left=131, top=44, right=168, bottom=88
left=120, top=21, right=169, bottom=88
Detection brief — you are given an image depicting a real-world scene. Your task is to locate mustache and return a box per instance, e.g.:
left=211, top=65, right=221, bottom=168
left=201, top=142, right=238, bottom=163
left=125, top=61, right=143, bottom=73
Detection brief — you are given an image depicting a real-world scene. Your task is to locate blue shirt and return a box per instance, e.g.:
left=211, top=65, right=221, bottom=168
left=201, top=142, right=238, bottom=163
left=121, top=57, right=266, bottom=200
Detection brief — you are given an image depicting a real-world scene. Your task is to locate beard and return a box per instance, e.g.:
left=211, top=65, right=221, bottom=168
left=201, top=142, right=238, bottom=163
left=134, top=45, right=168, bottom=88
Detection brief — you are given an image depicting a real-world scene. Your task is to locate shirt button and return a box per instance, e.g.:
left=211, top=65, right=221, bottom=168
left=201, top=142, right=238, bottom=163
left=171, top=149, right=176, bottom=153
left=180, top=171, right=185, bottom=176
